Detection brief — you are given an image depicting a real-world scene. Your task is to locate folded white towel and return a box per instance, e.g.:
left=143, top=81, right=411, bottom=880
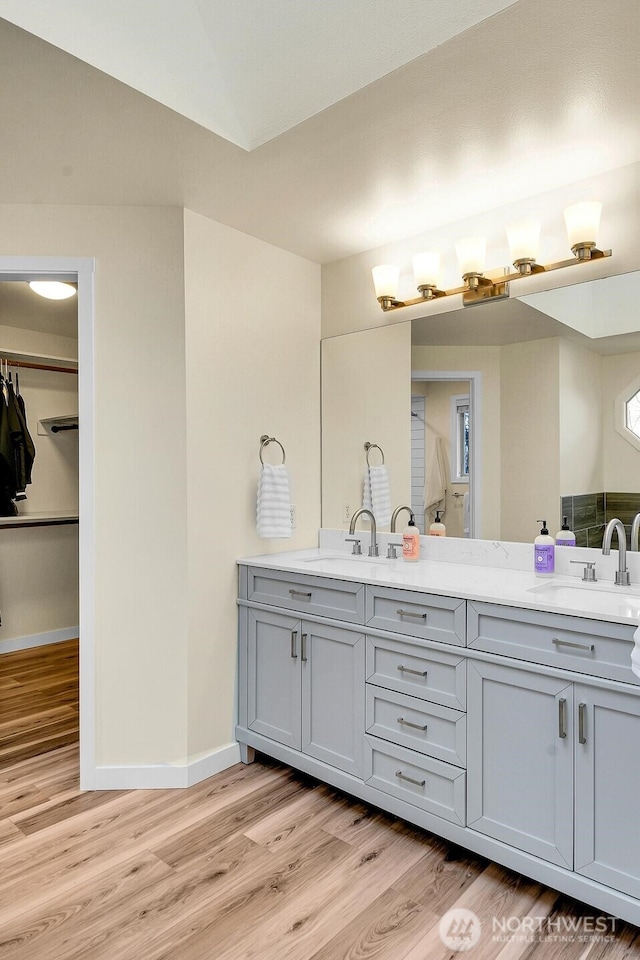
left=257, top=464, right=292, bottom=538
left=632, top=625, right=640, bottom=678
left=362, top=465, right=391, bottom=528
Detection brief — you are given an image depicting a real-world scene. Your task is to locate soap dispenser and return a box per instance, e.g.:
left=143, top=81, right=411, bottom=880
left=429, top=511, right=446, bottom=536
left=555, top=516, right=576, bottom=547
left=534, top=520, right=555, bottom=577
left=402, top=515, right=420, bottom=562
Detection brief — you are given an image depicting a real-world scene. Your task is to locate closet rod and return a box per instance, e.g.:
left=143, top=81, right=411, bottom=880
left=2, top=358, right=78, bottom=375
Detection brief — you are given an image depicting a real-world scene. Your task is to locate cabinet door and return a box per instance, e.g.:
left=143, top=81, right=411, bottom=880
left=467, top=660, right=573, bottom=868
left=574, top=684, right=640, bottom=899
left=247, top=609, right=302, bottom=750
left=302, top=622, right=365, bottom=778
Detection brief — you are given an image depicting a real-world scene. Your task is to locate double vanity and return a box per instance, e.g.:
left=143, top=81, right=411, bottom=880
left=236, top=539, right=640, bottom=925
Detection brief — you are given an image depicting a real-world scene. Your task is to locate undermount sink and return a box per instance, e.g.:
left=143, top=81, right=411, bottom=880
left=300, top=553, right=388, bottom=564
left=529, top=578, right=640, bottom=598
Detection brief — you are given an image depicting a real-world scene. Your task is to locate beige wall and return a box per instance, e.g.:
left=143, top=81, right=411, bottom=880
left=559, top=340, right=603, bottom=496
left=411, top=345, right=501, bottom=540
left=183, top=209, right=321, bottom=758
left=322, top=323, right=411, bottom=531
left=501, top=339, right=560, bottom=543
left=0, top=203, right=190, bottom=767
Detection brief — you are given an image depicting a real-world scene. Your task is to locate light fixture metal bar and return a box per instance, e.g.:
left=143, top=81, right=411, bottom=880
left=377, top=248, right=612, bottom=311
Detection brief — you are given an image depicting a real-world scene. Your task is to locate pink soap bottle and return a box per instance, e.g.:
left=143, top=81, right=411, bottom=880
left=402, top=515, right=420, bottom=562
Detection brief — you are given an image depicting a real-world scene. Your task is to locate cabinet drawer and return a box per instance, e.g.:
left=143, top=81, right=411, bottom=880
left=366, top=635, right=466, bottom=710
left=366, top=586, right=465, bottom=645
left=468, top=601, right=638, bottom=684
left=365, top=736, right=465, bottom=825
left=247, top=567, right=365, bottom=623
left=366, top=685, right=466, bottom=767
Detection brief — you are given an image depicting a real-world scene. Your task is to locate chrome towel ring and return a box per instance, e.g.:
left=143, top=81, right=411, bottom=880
left=364, top=441, right=385, bottom=466
left=260, top=434, right=286, bottom=465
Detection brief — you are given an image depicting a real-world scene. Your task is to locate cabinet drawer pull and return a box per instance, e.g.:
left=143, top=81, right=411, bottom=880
left=558, top=697, right=567, bottom=739
left=290, top=630, right=298, bottom=659
left=397, top=664, right=428, bottom=677
left=397, top=716, right=428, bottom=732
left=395, top=769, right=426, bottom=788
left=578, top=702, right=587, bottom=744
left=552, top=637, right=595, bottom=652
left=301, top=633, right=308, bottom=662
left=289, top=589, right=312, bottom=599
left=396, top=608, right=427, bottom=621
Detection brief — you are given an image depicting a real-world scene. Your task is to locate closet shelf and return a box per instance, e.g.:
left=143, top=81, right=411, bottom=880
left=0, top=349, right=77, bottom=373
left=0, top=512, right=78, bottom=530
left=38, top=415, right=78, bottom=436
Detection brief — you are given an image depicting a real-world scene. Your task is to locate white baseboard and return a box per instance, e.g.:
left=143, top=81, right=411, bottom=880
left=0, top=626, right=79, bottom=654
left=90, top=741, right=242, bottom=790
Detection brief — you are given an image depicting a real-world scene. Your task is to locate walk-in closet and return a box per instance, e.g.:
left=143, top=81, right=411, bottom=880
left=0, top=279, right=79, bottom=766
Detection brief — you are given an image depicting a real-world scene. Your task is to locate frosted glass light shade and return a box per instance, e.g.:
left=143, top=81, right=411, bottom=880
left=372, top=264, right=399, bottom=299
left=564, top=201, right=602, bottom=248
left=456, top=236, right=486, bottom=276
left=506, top=220, right=541, bottom=264
left=412, top=252, right=440, bottom=288
left=28, top=280, right=77, bottom=300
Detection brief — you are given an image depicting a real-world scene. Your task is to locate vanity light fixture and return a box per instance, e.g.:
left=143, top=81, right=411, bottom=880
left=372, top=201, right=611, bottom=310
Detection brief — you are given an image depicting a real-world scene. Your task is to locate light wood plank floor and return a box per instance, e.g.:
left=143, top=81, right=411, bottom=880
left=1, top=641, right=639, bottom=958
left=0, top=639, right=79, bottom=767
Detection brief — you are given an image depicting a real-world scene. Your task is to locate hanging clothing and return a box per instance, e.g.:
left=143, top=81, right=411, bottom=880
left=0, top=373, right=36, bottom=515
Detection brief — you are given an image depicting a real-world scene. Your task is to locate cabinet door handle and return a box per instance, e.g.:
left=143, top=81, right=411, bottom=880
left=578, top=702, right=587, bottom=744
left=558, top=697, right=567, bottom=739
left=289, top=589, right=312, bottom=599
left=395, top=769, right=426, bottom=788
left=290, top=630, right=298, bottom=659
left=552, top=637, right=595, bottom=652
left=301, top=633, right=308, bottom=662
left=396, top=608, right=427, bottom=621
left=397, top=664, right=428, bottom=677
left=397, top=716, right=428, bottom=732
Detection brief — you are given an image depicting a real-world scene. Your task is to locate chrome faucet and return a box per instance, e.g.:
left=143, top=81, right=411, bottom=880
left=631, top=513, right=640, bottom=552
left=348, top=508, right=378, bottom=557
left=602, top=518, right=630, bottom=586
left=390, top=505, right=414, bottom=533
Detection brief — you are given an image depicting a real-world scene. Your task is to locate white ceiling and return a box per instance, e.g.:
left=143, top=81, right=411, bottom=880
left=0, top=0, right=520, bottom=150
left=0, top=0, right=638, bottom=263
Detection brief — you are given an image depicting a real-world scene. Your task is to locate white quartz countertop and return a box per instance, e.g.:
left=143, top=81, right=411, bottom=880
left=238, top=548, right=640, bottom=627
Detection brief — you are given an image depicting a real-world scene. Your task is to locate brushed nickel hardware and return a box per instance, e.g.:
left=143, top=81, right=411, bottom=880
left=552, top=637, right=595, bottom=652
left=387, top=541, right=403, bottom=559
left=345, top=537, right=362, bottom=555
left=390, top=505, right=414, bottom=533
left=397, top=664, right=428, bottom=677
left=396, top=609, right=427, bottom=620
left=578, top=702, right=587, bottom=744
left=397, top=717, right=428, bottom=732
left=395, top=770, right=426, bottom=787
left=364, top=441, right=385, bottom=466
left=558, top=697, right=567, bottom=739
left=348, top=507, right=378, bottom=557
left=259, top=434, right=286, bottom=464
left=602, top=518, right=630, bottom=586
left=632, top=513, right=640, bottom=552
left=301, top=633, right=308, bottom=662
left=570, top=560, right=597, bottom=581
left=289, top=589, right=312, bottom=599
left=290, top=630, right=297, bottom=659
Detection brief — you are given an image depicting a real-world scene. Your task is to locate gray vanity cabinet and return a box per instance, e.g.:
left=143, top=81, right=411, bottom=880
left=574, top=684, right=640, bottom=900
left=246, top=607, right=365, bottom=778
left=466, top=659, right=574, bottom=868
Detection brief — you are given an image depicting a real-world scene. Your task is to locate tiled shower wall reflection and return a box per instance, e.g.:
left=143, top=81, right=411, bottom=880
left=561, top=492, right=640, bottom=548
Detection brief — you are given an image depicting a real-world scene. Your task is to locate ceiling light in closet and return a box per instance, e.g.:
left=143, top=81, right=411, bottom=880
left=28, top=281, right=77, bottom=300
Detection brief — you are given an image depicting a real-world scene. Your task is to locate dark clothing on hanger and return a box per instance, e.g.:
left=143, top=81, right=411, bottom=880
left=0, top=375, right=36, bottom=514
